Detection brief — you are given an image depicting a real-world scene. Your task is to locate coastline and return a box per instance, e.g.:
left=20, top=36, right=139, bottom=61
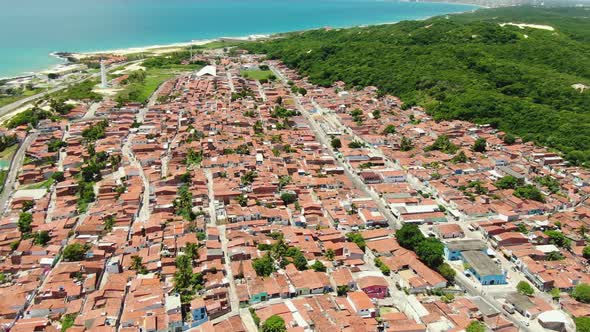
left=0, top=3, right=482, bottom=83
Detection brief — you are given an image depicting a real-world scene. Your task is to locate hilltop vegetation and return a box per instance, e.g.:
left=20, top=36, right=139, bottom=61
left=244, top=7, right=590, bottom=165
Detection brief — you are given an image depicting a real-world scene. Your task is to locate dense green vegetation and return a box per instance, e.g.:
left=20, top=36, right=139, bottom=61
left=396, top=224, right=455, bottom=281
left=466, top=321, right=486, bottom=332
left=174, top=184, right=196, bottom=221
left=53, top=80, right=102, bottom=101
left=5, top=107, right=52, bottom=128
left=253, top=236, right=309, bottom=277
left=573, top=283, right=590, bottom=303
left=244, top=7, right=590, bottom=165
left=576, top=316, right=590, bottom=332
left=60, top=313, right=76, bottom=332
left=517, top=280, right=535, bottom=295
left=346, top=232, right=366, bottom=251
left=261, top=315, right=287, bottom=332
left=63, top=243, right=90, bottom=261
left=173, top=252, right=204, bottom=303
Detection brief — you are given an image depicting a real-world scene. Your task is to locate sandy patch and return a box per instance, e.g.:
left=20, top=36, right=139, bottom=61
left=70, top=34, right=268, bottom=60
left=93, top=87, right=124, bottom=97
left=112, top=62, right=146, bottom=75
left=71, top=40, right=216, bottom=60
left=499, top=23, right=555, bottom=31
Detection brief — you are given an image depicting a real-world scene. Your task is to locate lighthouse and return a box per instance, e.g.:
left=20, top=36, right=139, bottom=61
left=100, top=59, right=108, bottom=89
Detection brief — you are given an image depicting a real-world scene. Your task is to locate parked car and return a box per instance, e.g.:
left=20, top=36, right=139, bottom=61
left=503, top=303, right=515, bottom=314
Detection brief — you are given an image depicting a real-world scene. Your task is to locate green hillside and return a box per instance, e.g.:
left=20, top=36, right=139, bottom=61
left=243, top=7, right=590, bottom=165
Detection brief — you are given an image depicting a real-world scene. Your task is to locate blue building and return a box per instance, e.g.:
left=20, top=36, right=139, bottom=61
left=462, top=250, right=507, bottom=285
left=444, top=239, right=487, bottom=261
left=184, top=298, right=208, bottom=329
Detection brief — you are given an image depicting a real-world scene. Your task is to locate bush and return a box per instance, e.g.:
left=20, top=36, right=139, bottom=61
left=249, top=307, right=261, bottom=327
left=346, top=232, right=366, bottom=251
left=262, top=315, right=286, bottom=332
left=438, top=263, right=456, bottom=282
left=383, top=124, right=396, bottom=134
left=472, top=137, right=487, bottom=152
left=573, top=283, right=590, bottom=304
left=280, top=192, right=297, bottom=205
left=311, top=260, right=326, bottom=272
left=575, top=317, right=590, bottom=332
left=17, top=212, right=33, bottom=234
left=545, top=230, right=572, bottom=249
left=495, top=176, right=523, bottom=190
left=331, top=137, right=342, bottom=150
left=252, top=253, right=275, bottom=277
left=337, top=285, right=350, bottom=296
left=517, top=281, right=534, bottom=296
left=63, top=243, right=89, bottom=261
left=465, top=321, right=485, bottom=332
left=514, top=184, right=545, bottom=203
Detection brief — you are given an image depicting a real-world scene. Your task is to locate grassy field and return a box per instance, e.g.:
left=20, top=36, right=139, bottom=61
left=0, top=144, right=18, bottom=161
left=0, top=144, right=16, bottom=193
left=0, top=171, right=6, bottom=192
left=240, top=70, right=274, bottom=81
left=22, top=178, right=54, bottom=190
left=0, top=88, right=44, bottom=108
left=199, top=40, right=248, bottom=49
left=115, top=65, right=201, bottom=104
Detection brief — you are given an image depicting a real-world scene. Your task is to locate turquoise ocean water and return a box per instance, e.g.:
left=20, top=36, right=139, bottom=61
left=0, top=0, right=478, bottom=78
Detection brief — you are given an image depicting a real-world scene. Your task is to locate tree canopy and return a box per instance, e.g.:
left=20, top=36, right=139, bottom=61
left=517, top=281, right=534, bottom=296
left=262, top=315, right=287, bottom=332
left=63, top=243, right=90, bottom=261
left=243, top=7, right=590, bottom=166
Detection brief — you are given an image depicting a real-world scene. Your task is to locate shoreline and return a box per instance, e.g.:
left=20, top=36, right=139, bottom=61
left=0, top=4, right=482, bottom=82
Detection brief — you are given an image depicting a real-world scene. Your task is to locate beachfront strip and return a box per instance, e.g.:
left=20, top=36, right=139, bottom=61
left=0, top=49, right=589, bottom=332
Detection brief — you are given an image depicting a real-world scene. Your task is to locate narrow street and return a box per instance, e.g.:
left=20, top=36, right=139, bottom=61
left=209, top=225, right=242, bottom=327
left=204, top=169, right=217, bottom=227
left=270, top=65, right=400, bottom=229
left=226, top=70, right=236, bottom=93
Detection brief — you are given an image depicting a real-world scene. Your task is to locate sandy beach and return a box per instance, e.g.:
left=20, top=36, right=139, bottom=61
left=70, top=34, right=269, bottom=60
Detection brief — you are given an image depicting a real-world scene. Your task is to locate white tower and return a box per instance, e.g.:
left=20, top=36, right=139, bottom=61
left=100, top=59, right=108, bottom=89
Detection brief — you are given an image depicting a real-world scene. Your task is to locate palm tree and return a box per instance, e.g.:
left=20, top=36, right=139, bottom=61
left=325, top=249, right=335, bottom=261
left=130, top=255, right=145, bottom=273
left=185, top=242, right=198, bottom=261
left=579, top=225, right=588, bottom=238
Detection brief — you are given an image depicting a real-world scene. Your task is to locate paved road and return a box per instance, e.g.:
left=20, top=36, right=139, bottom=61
left=0, top=85, right=74, bottom=119
left=454, top=271, right=538, bottom=332
left=205, top=169, right=217, bottom=227
left=226, top=70, right=236, bottom=93
left=0, top=59, right=145, bottom=121
left=0, top=133, right=38, bottom=215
